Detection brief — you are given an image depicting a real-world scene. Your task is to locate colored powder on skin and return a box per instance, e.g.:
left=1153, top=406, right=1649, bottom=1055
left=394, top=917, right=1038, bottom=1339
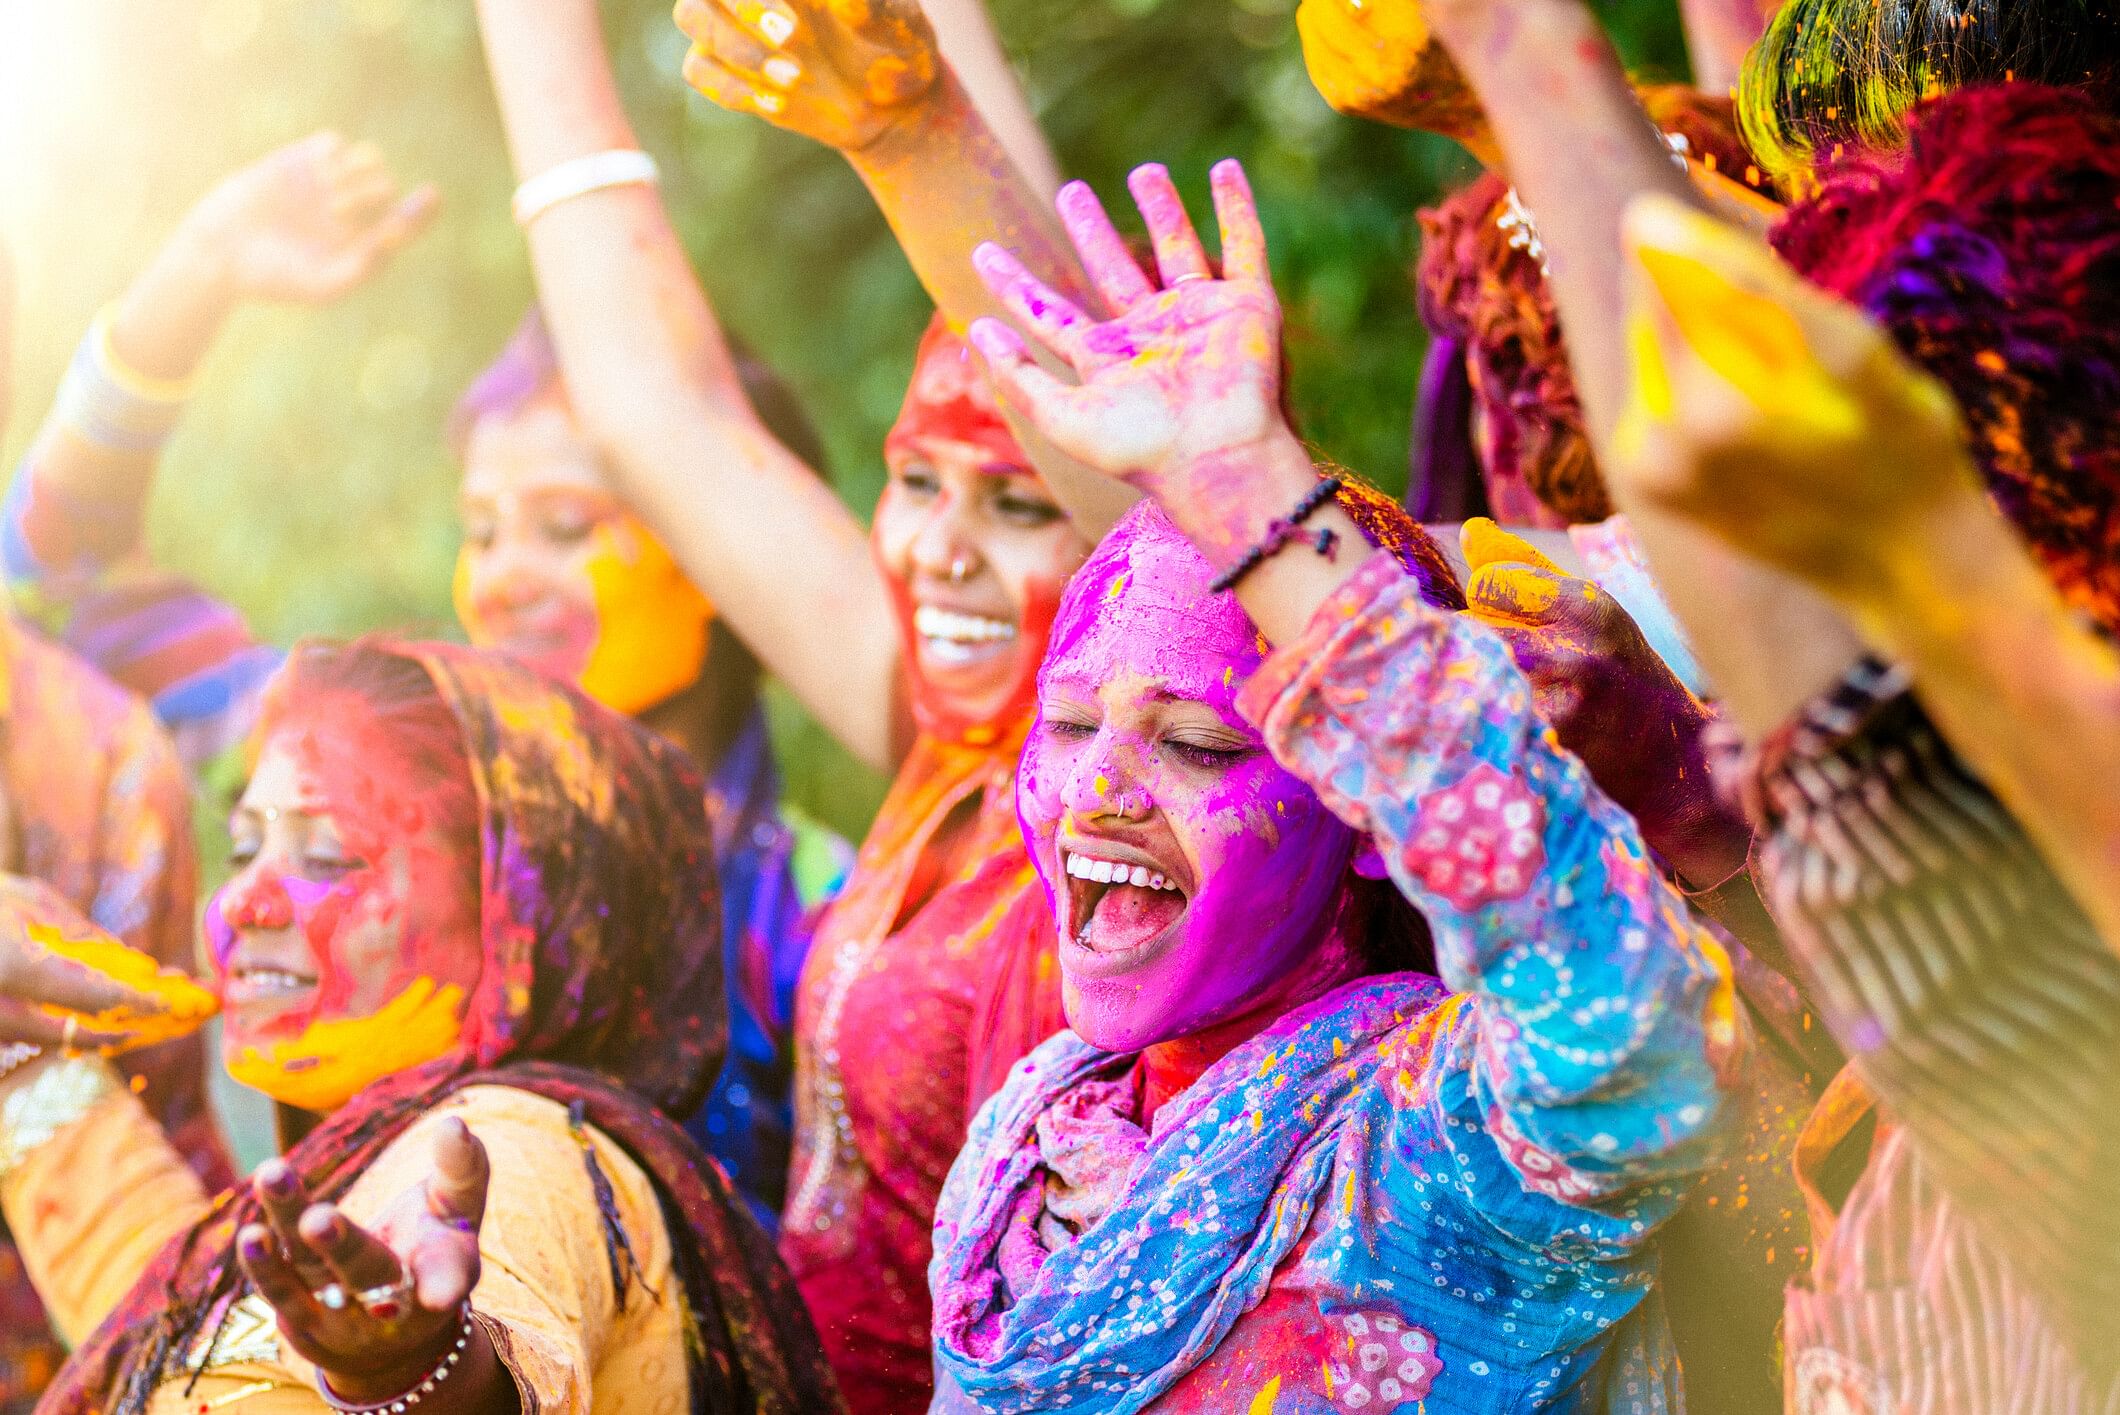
left=1023, top=504, right=1357, bottom=1052
left=208, top=701, right=483, bottom=1106
left=1632, top=241, right=1865, bottom=439
left=225, top=975, right=467, bottom=1112
left=452, top=522, right=713, bottom=718
left=882, top=558, right=1064, bottom=748
left=29, top=923, right=219, bottom=1050
left=575, top=524, right=715, bottom=716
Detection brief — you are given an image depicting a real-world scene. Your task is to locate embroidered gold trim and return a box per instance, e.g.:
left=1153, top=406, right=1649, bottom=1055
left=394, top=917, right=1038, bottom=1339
left=0, top=1054, right=118, bottom=1181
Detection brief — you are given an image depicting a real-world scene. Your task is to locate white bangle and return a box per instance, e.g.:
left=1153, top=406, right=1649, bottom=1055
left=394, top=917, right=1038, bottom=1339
left=510, top=149, right=660, bottom=228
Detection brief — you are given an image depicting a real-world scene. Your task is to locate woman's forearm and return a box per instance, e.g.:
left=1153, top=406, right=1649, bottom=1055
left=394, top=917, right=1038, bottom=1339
left=919, top=0, right=1061, bottom=200
left=11, top=217, right=237, bottom=573
left=1433, top=0, right=1864, bottom=736
left=1853, top=493, right=2120, bottom=952
left=846, top=75, right=1140, bottom=536
left=474, top=0, right=908, bottom=770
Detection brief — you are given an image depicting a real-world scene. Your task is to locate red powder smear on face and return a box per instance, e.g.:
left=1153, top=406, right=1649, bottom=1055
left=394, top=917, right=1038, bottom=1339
left=883, top=316, right=1027, bottom=470
left=275, top=697, right=479, bottom=1008
left=883, top=565, right=1062, bottom=747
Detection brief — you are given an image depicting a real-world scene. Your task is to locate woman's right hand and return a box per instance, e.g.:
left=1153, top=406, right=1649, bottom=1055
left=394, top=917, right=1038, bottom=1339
left=675, top=0, right=942, bottom=151
left=170, top=131, right=438, bottom=308
left=0, top=881, right=154, bottom=1054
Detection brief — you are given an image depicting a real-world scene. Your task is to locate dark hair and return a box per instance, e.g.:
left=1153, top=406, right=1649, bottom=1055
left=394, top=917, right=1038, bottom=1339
left=1738, top=0, right=2120, bottom=185
left=1414, top=88, right=1761, bottom=524
left=1770, top=83, right=2120, bottom=633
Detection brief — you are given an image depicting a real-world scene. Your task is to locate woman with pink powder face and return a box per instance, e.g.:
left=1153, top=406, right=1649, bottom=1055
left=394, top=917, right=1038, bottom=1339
left=916, top=162, right=1747, bottom=1412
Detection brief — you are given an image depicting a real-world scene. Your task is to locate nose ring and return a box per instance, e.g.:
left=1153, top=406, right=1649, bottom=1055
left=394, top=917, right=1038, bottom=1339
left=949, top=556, right=970, bottom=583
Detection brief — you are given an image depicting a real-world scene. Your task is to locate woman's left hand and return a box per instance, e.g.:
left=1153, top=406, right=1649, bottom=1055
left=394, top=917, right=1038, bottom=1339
left=967, top=159, right=1306, bottom=556
left=237, top=1116, right=491, bottom=1402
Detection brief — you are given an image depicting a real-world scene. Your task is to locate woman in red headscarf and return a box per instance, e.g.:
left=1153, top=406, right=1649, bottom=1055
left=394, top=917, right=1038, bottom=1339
left=0, top=637, right=838, bottom=1413
left=472, top=1, right=1094, bottom=1407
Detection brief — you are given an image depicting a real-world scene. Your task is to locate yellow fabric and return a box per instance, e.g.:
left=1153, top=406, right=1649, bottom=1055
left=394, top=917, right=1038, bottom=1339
left=1, top=1083, right=687, bottom=1414
left=1, top=1079, right=210, bottom=1347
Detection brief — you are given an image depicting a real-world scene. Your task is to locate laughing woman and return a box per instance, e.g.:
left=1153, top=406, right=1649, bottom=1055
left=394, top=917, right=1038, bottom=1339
left=468, top=0, right=1101, bottom=1403
left=0, top=639, right=836, bottom=1413
left=926, top=163, right=1744, bottom=1411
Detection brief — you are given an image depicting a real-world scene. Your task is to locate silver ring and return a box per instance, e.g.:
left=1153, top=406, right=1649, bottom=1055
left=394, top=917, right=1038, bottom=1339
left=313, top=1283, right=348, bottom=1312
left=948, top=556, right=970, bottom=582
left=1169, top=272, right=1210, bottom=286
left=354, top=1273, right=416, bottom=1321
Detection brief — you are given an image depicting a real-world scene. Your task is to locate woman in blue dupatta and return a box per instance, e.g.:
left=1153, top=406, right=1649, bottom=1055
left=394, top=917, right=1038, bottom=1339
left=925, top=160, right=1746, bottom=1412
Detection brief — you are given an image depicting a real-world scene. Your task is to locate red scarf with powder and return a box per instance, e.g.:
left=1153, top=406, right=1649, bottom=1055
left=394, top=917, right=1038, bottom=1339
left=778, top=720, right=1063, bottom=1415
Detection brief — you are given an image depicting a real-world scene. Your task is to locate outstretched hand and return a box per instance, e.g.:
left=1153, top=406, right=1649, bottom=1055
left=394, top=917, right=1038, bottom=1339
left=1612, top=194, right=1977, bottom=601
left=237, top=1117, right=490, bottom=1402
left=967, top=159, right=1305, bottom=559
left=675, top=0, right=941, bottom=150
left=176, top=131, right=438, bottom=307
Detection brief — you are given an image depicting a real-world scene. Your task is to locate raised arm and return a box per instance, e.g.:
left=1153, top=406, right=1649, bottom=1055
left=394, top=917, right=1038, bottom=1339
left=1410, top=0, right=1865, bottom=735
left=673, top=0, right=1139, bottom=535
left=972, top=162, right=1737, bottom=1229
left=1613, top=194, right=2120, bottom=954
left=473, top=0, right=907, bottom=771
left=2, top=132, right=430, bottom=753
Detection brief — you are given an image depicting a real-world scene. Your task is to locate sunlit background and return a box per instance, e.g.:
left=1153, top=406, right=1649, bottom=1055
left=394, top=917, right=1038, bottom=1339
left=0, top=0, right=1687, bottom=851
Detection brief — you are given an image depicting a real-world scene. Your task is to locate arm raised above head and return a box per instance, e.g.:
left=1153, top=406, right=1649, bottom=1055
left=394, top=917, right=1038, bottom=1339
left=475, top=0, right=909, bottom=772
left=1412, top=0, right=1866, bottom=737
left=674, top=0, right=1141, bottom=538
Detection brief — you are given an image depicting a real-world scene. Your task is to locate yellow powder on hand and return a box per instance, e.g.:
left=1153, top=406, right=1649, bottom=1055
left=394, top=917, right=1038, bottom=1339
left=30, top=923, right=220, bottom=1051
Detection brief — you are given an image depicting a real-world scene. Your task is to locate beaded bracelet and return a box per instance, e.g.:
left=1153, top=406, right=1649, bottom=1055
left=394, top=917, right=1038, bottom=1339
left=1208, top=475, right=1344, bottom=595
left=318, top=1306, right=474, bottom=1414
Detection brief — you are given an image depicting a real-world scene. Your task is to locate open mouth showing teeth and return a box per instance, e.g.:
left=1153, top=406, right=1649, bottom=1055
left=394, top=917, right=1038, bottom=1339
left=914, top=605, right=1018, bottom=666
left=1063, top=849, right=1188, bottom=955
left=231, top=968, right=318, bottom=998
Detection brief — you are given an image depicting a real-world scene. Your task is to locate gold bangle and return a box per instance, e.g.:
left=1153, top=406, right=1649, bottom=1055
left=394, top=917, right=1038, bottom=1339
left=0, top=1054, right=119, bottom=1182
left=90, top=304, right=201, bottom=403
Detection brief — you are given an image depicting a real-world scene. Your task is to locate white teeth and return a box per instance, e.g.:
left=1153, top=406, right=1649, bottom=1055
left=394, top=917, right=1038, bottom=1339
left=238, top=969, right=314, bottom=995
left=913, top=605, right=1018, bottom=645
left=1061, top=852, right=1182, bottom=892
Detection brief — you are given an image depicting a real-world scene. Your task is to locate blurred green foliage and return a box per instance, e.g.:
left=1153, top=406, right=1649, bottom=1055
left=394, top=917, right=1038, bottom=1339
left=0, top=0, right=1687, bottom=844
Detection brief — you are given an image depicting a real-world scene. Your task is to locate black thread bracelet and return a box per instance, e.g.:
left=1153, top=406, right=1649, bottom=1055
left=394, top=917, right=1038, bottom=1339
left=1208, top=475, right=1344, bottom=595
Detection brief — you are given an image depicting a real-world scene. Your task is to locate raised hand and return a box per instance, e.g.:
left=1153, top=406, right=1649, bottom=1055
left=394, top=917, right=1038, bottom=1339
left=967, top=160, right=1295, bottom=545
left=174, top=130, right=438, bottom=307
left=675, top=0, right=941, bottom=150
left=1295, top=0, right=1489, bottom=150
left=1456, top=520, right=1744, bottom=884
left=237, top=1117, right=491, bottom=1403
left=1612, top=194, right=1975, bottom=599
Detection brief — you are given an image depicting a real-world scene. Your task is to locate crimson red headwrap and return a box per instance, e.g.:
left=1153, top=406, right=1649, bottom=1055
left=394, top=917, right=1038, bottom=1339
left=884, top=314, right=1027, bottom=469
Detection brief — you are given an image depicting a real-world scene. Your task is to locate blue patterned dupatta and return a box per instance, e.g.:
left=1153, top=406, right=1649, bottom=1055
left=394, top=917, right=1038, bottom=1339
left=928, top=971, right=1451, bottom=1415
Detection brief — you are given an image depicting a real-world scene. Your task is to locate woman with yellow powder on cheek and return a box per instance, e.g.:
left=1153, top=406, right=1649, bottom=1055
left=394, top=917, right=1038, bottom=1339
left=2, top=134, right=851, bottom=1230
left=0, top=637, right=839, bottom=1414
left=471, top=1, right=1092, bottom=1407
